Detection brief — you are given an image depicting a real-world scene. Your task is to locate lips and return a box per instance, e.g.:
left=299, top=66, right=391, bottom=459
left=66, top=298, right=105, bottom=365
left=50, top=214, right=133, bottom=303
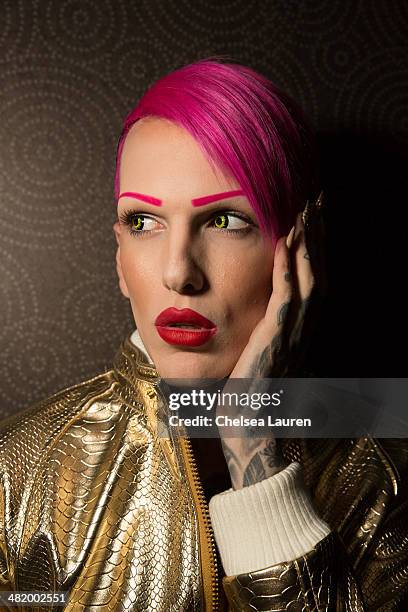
left=154, top=308, right=217, bottom=346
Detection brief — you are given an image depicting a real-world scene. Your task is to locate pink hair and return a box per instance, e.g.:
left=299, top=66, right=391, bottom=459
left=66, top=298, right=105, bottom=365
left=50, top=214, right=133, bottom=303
left=114, top=58, right=318, bottom=239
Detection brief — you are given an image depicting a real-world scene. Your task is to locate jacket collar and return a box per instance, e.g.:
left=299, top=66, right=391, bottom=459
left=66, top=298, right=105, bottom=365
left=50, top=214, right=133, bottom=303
left=113, top=329, right=161, bottom=387
left=129, top=329, right=154, bottom=364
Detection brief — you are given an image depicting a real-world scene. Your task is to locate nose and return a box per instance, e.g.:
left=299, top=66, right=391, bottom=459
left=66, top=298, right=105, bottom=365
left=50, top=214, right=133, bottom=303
left=162, top=226, right=206, bottom=295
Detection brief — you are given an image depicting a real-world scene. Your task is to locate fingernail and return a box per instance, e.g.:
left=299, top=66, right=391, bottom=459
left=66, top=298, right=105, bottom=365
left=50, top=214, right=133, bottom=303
left=286, top=226, right=295, bottom=248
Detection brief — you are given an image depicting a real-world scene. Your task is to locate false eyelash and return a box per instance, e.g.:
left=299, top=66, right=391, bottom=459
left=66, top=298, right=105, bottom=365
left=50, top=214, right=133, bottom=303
left=118, top=209, right=158, bottom=238
left=118, top=208, right=141, bottom=226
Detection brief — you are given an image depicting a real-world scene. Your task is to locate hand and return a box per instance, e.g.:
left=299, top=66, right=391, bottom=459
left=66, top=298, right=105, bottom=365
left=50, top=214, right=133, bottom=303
left=217, top=198, right=326, bottom=489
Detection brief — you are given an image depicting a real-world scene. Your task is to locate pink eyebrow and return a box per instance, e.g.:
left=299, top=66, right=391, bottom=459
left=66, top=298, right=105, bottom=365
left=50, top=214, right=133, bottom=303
left=191, top=189, right=245, bottom=207
left=117, top=189, right=244, bottom=207
left=118, top=192, right=162, bottom=206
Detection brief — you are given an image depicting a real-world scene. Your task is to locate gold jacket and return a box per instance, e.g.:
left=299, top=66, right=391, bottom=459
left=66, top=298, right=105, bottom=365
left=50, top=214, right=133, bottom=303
left=0, top=332, right=407, bottom=611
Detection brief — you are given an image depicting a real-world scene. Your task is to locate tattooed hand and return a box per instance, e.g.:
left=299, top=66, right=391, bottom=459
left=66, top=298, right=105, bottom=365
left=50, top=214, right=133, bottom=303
left=217, top=199, right=326, bottom=490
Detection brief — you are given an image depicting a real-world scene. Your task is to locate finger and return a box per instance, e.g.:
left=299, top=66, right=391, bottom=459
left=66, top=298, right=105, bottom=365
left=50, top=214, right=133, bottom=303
left=286, top=225, right=295, bottom=248
left=291, top=212, right=315, bottom=302
left=264, top=236, right=293, bottom=329
left=283, top=213, right=317, bottom=359
left=303, top=203, right=328, bottom=297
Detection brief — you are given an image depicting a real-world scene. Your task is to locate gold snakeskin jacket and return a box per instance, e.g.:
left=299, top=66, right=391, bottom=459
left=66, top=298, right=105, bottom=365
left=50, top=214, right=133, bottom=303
left=0, top=332, right=407, bottom=611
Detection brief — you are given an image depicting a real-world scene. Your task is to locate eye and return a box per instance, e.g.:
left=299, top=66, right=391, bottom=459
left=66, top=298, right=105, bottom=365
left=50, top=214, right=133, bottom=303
left=119, top=210, right=161, bottom=237
left=210, top=212, right=251, bottom=233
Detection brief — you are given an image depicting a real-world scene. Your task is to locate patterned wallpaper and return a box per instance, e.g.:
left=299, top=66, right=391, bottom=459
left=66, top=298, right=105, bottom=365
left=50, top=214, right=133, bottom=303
left=1, top=0, right=407, bottom=418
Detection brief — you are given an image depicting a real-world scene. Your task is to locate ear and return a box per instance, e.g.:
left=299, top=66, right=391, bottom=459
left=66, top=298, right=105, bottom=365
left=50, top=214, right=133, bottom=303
left=113, top=221, right=130, bottom=299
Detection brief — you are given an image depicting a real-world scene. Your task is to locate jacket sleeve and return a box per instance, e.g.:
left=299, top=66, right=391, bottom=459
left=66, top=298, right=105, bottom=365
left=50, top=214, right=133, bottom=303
left=209, top=462, right=362, bottom=610
left=209, top=462, right=331, bottom=576
left=210, top=440, right=408, bottom=611
left=209, top=462, right=364, bottom=610
left=222, top=530, right=365, bottom=611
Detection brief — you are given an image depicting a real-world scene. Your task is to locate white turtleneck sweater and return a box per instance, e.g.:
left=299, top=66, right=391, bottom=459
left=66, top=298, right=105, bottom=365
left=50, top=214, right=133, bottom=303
left=130, top=329, right=331, bottom=576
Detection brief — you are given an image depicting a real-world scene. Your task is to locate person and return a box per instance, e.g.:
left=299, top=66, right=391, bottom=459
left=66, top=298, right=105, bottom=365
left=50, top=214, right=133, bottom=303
left=0, top=58, right=406, bottom=611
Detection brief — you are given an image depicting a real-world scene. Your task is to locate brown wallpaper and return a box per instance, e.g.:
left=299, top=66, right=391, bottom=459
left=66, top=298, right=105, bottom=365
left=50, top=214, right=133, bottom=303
left=1, top=0, right=407, bottom=418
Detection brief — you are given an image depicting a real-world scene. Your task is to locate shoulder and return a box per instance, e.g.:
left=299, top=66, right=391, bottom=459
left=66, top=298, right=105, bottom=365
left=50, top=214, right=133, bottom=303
left=0, top=369, right=117, bottom=471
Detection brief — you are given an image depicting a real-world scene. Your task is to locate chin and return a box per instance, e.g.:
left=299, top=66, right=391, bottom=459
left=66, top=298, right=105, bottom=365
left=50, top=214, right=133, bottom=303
left=153, top=350, right=231, bottom=381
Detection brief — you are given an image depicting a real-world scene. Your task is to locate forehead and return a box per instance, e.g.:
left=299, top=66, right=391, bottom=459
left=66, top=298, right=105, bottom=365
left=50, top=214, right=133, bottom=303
left=119, top=117, right=238, bottom=198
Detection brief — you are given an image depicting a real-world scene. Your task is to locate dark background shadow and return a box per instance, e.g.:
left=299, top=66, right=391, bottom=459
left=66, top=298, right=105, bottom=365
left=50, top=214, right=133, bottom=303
left=313, top=130, right=407, bottom=376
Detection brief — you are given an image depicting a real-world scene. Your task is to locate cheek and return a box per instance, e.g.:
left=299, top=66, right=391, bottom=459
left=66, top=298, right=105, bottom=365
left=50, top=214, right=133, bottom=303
left=215, top=246, right=273, bottom=311
left=120, top=242, right=157, bottom=301
left=232, top=270, right=271, bottom=311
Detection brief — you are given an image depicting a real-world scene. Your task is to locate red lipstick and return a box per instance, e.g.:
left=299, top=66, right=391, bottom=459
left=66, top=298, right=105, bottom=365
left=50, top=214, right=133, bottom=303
left=155, top=308, right=218, bottom=346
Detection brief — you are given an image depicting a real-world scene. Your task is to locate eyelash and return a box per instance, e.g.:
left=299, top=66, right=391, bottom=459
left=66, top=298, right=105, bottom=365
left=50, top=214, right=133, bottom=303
left=118, top=209, right=254, bottom=238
